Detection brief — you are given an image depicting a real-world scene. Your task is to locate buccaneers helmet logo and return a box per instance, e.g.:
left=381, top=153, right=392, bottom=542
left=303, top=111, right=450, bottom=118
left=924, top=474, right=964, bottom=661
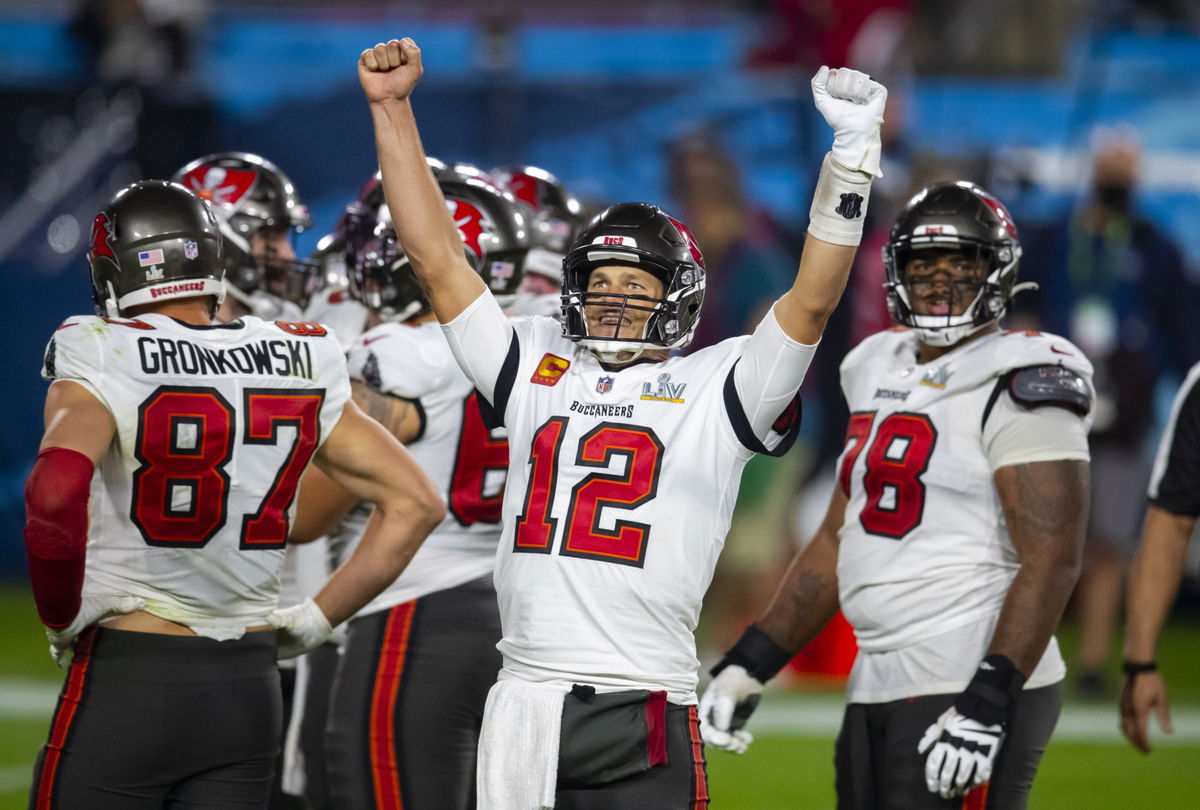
left=978, top=192, right=1019, bottom=239
left=180, top=166, right=259, bottom=210
left=90, top=212, right=117, bottom=262
left=447, top=199, right=488, bottom=265
left=505, top=172, right=541, bottom=209
left=666, top=215, right=706, bottom=271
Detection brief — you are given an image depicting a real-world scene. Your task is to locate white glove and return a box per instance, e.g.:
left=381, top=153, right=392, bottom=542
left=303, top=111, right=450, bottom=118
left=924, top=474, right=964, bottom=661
left=47, top=594, right=146, bottom=667
left=698, top=664, right=763, bottom=754
left=811, top=66, right=887, bottom=177
left=917, top=707, right=1005, bottom=799
left=267, top=597, right=333, bottom=659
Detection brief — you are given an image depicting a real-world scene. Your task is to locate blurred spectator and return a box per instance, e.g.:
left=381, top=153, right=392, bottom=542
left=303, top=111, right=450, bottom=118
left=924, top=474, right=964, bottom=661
left=1019, top=127, right=1198, bottom=696
left=666, top=134, right=801, bottom=654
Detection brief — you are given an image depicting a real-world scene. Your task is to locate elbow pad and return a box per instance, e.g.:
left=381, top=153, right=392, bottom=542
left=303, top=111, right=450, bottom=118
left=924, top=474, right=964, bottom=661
left=25, top=447, right=93, bottom=629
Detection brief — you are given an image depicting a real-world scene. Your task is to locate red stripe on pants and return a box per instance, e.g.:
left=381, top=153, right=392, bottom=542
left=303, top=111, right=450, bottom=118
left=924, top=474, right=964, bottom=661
left=369, top=602, right=417, bottom=810
left=963, top=781, right=990, bottom=809
left=34, top=626, right=97, bottom=810
left=686, top=705, right=710, bottom=808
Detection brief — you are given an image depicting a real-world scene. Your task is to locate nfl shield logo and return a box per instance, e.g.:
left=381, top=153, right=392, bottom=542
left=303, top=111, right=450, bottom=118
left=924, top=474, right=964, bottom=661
left=596, top=375, right=614, bottom=395
left=183, top=240, right=199, bottom=260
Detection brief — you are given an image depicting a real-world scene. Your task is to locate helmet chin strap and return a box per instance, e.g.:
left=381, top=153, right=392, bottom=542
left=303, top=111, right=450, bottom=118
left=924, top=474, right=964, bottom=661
left=105, top=281, right=120, bottom=318
left=579, top=295, right=660, bottom=366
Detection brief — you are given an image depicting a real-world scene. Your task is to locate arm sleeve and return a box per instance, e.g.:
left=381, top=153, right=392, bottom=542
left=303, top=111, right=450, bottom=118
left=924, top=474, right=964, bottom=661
left=440, top=290, right=517, bottom=406
left=730, top=303, right=819, bottom=446
left=1148, top=364, right=1200, bottom=517
left=982, top=390, right=1090, bottom=471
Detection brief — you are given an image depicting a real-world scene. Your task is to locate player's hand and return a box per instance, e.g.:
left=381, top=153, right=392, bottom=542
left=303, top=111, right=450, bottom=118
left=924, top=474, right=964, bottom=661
left=268, top=597, right=333, bottom=659
left=1120, top=671, right=1172, bottom=753
left=358, top=38, right=423, bottom=104
left=46, top=594, right=146, bottom=667
left=811, top=66, right=887, bottom=177
left=918, top=707, right=1004, bottom=798
left=698, top=664, right=762, bottom=754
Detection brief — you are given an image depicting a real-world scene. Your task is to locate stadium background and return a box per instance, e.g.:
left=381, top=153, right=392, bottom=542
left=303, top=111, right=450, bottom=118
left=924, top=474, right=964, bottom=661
left=1, top=0, right=1199, bottom=806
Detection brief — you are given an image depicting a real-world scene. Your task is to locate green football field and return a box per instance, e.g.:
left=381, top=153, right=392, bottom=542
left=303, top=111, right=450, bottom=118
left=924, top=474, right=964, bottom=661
left=2, top=585, right=1198, bottom=808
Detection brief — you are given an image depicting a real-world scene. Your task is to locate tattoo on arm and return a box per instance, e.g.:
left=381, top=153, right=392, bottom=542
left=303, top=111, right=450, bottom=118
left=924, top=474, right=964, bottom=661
left=351, top=381, right=414, bottom=440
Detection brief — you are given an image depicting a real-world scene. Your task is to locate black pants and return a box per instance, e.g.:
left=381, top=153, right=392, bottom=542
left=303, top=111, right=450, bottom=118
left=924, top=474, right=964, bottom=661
left=326, top=575, right=502, bottom=810
left=29, top=626, right=281, bottom=810
left=555, top=703, right=710, bottom=810
left=834, top=684, right=1062, bottom=810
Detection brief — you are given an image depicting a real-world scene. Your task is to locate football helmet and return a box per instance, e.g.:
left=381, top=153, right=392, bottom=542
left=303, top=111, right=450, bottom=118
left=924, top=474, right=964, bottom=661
left=561, top=202, right=706, bottom=363
left=172, top=151, right=322, bottom=309
left=490, top=164, right=583, bottom=254
left=346, top=206, right=428, bottom=322
left=883, top=181, right=1027, bottom=347
left=88, top=180, right=224, bottom=317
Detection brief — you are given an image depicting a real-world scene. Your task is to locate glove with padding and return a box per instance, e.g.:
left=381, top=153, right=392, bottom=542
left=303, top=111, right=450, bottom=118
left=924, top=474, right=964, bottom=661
left=267, top=597, right=333, bottom=659
left=918, top=707, right=1005, bottom=799
left=811, top=66, right=887, bottom=177
left=698, top=664, right=762, bottom=754
left=47, top=594, right=146, bottom=667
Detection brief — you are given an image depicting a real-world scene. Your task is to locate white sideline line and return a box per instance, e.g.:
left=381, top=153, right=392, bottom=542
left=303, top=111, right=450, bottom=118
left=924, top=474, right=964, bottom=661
left=1, top=679, right=1198, bottom=746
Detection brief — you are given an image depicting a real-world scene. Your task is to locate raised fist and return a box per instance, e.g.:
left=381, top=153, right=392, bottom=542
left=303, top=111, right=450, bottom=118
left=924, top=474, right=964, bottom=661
left=811, top=66, right=887, bottom=177
left=358, top=38, right=424, bottom=104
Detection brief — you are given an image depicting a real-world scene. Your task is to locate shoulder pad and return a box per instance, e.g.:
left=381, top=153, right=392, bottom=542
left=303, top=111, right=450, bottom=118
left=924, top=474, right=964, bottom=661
left=1009, top=365, right=1091, bottom=416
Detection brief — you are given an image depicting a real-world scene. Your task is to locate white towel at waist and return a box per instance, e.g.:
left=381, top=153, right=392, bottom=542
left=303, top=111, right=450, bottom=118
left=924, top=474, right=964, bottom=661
left=477, top=679, right=567, bottom=810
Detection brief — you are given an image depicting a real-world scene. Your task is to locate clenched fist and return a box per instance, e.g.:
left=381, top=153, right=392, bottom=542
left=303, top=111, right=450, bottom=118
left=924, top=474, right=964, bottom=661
left=358, top=38, right=424, bottom=104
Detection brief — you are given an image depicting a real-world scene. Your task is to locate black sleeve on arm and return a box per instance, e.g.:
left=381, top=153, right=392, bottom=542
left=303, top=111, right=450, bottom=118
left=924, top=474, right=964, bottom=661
left=1150, top=371, right=1200, bottom=517
left=722, top=360, right=803, bottom=457
left=475, top=330, right=521, bottom=431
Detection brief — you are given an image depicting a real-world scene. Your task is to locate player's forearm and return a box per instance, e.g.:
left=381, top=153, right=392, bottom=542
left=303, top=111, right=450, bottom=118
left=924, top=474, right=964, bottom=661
left=1123, top=505, right=1194, bottom=662
left=989, top=460, right=1088, bottom=674
left=774, top=233, right=857, bottom=345
left=757, top=528, right=841, bottom=653
left=312, top=497, right=443, bottom=626
left=369, top=98, right=485, bottom=318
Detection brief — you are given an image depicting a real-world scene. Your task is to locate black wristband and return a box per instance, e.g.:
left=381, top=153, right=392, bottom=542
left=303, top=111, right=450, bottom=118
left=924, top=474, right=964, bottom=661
left=1122, top=660, right=1157, bottom=676
left=711, top=624, right=792, bottom=684
left=954, top=653, right=1026, bottom=727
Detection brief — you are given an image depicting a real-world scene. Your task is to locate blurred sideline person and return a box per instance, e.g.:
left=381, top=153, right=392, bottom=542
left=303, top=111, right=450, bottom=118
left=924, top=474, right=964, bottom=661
left=1018, top=131, right=1194, bottom=695
left=24, top=180, right=444, bottom=808
left=360, top=37, right=885, bottom=808
left=701, top=181, right=1092, bottom=808
left=294, top=163, right=535, bottom=809
left=1119, top=361, right=1200, bottom=753
left=175, top=151, right=322, bottom=323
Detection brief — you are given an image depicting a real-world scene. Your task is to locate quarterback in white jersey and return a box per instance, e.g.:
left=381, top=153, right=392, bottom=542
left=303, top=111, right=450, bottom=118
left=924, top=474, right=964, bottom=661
left=360, top=38, right=886, bottom=808
left=25, top=180, right=443, bottom=809
left=703, top=181, right=1092, bottom=809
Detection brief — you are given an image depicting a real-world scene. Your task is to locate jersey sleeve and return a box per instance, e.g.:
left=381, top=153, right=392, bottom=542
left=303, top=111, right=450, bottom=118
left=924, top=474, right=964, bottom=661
left=41, top=318, right=113, bottom=412
left=726, top=305, right=816, bottom=455
left=347, top=327, right=448, bottom=401
left=1148, top=362, right=1200, bottom=517
left=440, top=290, right=518, bottom=408
left=313, top=334, right=353, bottom=445
left=982, top=388, right=1090, bottom=471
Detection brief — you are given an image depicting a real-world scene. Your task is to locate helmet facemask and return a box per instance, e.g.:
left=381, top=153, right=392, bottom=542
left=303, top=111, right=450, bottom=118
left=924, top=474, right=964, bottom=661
left=346, top=217, right=429, bottom=323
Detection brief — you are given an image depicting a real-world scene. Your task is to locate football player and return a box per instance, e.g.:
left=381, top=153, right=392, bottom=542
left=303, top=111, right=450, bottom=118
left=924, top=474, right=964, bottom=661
left=175, top=151, right=322, bottom=322
left=25, top=180, right=444, bottom=808
left=490, top=164, right=584, bottom=317
left=701, top=182, right=1092, bottom=808
left=294, top=163, right=531, bottom=809
left=359, top=38, right=885, bottom=807
left=1119, top=361, right=1200, bottom=753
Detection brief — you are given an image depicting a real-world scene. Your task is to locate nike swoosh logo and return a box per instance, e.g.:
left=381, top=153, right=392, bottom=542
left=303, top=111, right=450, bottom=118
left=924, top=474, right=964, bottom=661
left=1050, top=346, right=1073, bottom=355
left=362, top=335, right=386, bottom=346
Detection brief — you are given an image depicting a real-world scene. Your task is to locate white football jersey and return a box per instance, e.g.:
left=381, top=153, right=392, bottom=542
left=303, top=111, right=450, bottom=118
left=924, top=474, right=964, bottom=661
left=305, top=285, right=370, bottom=351
left=41, top=313, right=350, bottom=636
left=836, top=328, right=1093, bottom=654
left=341, top=320, right=507, bottom=611
left=483, top=316, right=797, bottom=703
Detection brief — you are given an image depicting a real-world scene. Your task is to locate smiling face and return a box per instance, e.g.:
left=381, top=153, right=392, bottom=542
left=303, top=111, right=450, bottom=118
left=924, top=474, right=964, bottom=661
left=902, top=248, right=989, bottom=318
left=583, top=265, right=665, bottom=341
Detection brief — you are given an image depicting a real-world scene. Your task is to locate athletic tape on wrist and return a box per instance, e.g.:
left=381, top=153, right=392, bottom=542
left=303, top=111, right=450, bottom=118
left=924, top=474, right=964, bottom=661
left=1122, top=660, right=1157, bottom=676
left=954, top=653, right=1026, bottom=726
left=711, top=624, right=792, bottom=684
left=807, top=153, right=873, bottom=247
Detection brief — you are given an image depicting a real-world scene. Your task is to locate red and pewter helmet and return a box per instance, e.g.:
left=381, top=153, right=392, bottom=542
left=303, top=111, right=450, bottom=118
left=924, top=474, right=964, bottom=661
left=88, top=180, right=224, bottom=317
left=883, top=180, right=1027, bottom=346
left=491, top=164, right=582, bottom=284
left=173, top=151, right=321, bottom=307
left=561, top=201, right=706, bottom=363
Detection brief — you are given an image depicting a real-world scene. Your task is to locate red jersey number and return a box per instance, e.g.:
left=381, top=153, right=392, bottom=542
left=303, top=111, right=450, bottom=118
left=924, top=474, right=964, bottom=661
left=840, top=411, right=938, bottom=540
left=515, top=419, right=663, bottom=567
left=132, top=385, right=324, bottom=548
left=448, top=392, right=510, bottom=526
